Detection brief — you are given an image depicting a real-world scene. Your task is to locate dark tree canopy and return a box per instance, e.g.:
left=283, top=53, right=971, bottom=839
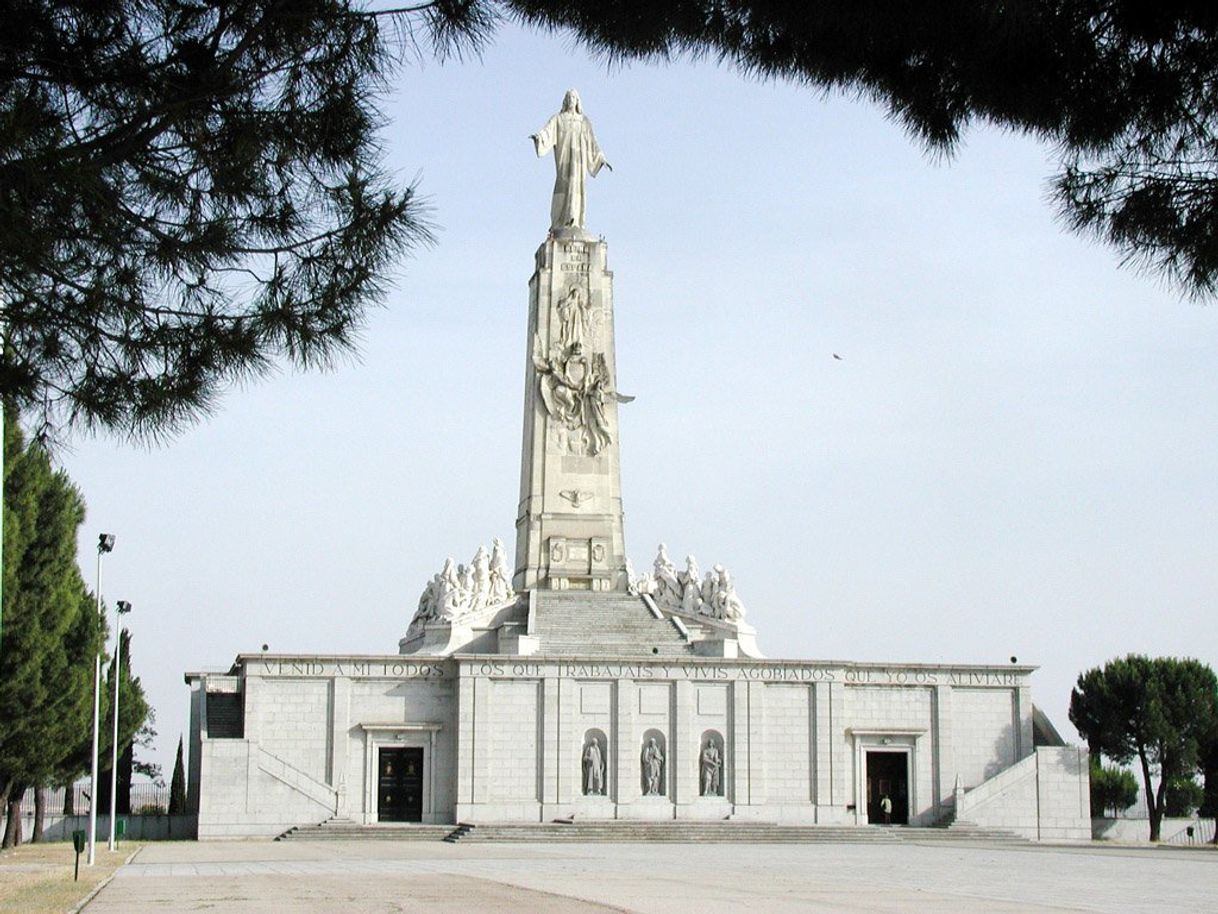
left=0, top=0, right=439, bottom=438
left=4, top=1, right=1216, bottom=438
left=1070, top=655, right=1218, bottom=841
left=1089, top=760, right=1139, bottom=818
left=495, top=1, right=1218, bottom=297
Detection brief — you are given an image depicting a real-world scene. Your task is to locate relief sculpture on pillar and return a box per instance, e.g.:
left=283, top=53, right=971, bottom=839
left=532, top=332, right=631, bottom=457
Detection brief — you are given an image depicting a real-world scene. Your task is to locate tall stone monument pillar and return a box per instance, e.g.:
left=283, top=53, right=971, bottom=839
left=515, top=90, right=628, bottom=592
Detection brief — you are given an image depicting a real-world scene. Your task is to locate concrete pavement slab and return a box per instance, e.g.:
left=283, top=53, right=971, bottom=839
left=84, top=840, right=1217, bottom=914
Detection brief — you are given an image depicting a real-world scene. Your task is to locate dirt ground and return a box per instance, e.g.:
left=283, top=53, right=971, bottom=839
left=0, top=841, right=135, bottom=914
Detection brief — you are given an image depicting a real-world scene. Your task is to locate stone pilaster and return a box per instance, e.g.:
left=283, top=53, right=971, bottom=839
left=932, top=684, right=954, bottom=819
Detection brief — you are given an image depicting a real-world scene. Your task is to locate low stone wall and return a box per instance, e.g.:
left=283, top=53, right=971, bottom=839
left=1092, top=817, right=1215, bottom=845
left=0, top=812, right=197, bottom=842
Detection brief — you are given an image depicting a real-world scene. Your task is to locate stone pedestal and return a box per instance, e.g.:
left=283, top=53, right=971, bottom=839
left=514, top=235, right=629, bottom=593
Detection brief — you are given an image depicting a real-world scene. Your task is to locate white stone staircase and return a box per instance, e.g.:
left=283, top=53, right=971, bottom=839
left=530, top=591, right=694, bottom=656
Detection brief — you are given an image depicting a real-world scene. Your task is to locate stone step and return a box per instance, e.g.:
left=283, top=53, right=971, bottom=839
left=277, top=819, right=456, bottom=841
left=923, top=823, right=1029, bottom=843
left=279, top=818, right=1030, bottom=844
left=445, top=822, right=902, bottom=843
left=530, top=593, right=693, bottom=655
left=535, top=641, right=692, bottom=655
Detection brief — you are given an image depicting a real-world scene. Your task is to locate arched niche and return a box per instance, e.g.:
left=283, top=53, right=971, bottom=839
left=699, top=729, right=726, bottom=797
left=640, top=729, right=667, bottom=797
left=581, top=729, right=608, bottom=796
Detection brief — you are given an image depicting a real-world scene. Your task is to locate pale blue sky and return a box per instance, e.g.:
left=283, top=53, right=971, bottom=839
left=62, top=25, right=1217, bottom=774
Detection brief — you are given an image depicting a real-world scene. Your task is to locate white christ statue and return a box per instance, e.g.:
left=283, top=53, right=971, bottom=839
left=531, top=89, right=611, bottom=231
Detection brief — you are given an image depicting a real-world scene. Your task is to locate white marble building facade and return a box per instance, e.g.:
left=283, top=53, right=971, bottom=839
left=186, top=653, right=1089, bottom=840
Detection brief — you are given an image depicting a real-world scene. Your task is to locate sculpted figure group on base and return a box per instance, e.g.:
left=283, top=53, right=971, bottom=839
left=633, top=544, right=748, bottom=623
left=411, top=537, right=516, bottom=626
left=533, top=332, right=616, bottom=457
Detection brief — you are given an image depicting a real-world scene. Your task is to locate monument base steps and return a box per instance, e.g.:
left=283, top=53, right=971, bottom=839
left=276, top=817, right=1032, bottom=844
left=530, top=592, right=693, bottom=656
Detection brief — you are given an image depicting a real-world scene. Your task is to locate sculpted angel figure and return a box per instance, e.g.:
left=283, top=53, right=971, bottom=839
left=652, top=543, right=680, bottom=608
left=418, top=575, right=440, bottom=620
left=718, top=566, right=747, bottom=622
left=488, top=537, right=512, bottom=604
left=438, top=558, right=463, bottom=619
left=470, top=545, right=491, bottom=609
left=531, top=89, right=611, bottom=230
left=680, top=555, right=703, bottom=615
left=532, top=338, right=628, bottom=456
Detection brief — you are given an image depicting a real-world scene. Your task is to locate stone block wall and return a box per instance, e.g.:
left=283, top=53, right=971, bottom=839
left=487, top=679, right=541, bottom=806
left=951, top=688, right=1020, bottom=787
left=956, top=746, right=1090, bottom=841
left=761, top=684, right=812, bottom=803
left=247, top=679, right=331, bottom=783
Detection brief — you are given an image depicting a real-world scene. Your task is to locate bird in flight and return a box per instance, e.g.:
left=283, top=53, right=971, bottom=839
left=832, top=353, right=843, bottom=361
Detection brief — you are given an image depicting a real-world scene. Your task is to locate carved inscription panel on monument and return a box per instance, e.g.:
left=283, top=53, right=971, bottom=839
left=465, top=659, right=1027, bottom=688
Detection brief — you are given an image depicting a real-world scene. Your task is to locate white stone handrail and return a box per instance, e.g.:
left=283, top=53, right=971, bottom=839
left=256, top=746, right=338, bottom=814
left=955, top=752, right=1038, bottom=820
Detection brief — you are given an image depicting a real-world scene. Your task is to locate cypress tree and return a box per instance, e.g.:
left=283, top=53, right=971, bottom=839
left=168, top=737, right=188, bottom=816
left=97, top=630, right=150, bottom=816
left=0, top=415, right=103, bottom=846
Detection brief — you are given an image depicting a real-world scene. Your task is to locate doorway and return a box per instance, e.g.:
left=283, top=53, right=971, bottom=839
left=865, top=750, right=909, bottom=825
left=377, top=747, right=423, bottom=822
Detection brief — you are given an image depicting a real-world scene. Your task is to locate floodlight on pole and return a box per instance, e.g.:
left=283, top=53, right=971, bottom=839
left=107, top=600, right=131, bottom=851
left=86, top=534, right=114, bottom=866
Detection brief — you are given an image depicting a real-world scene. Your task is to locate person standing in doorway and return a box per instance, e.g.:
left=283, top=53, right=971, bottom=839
left=880, top=794, right=893, bottom=825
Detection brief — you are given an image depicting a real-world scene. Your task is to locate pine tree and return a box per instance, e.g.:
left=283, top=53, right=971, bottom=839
left=1, top=0, right=440, bottom=439
left=497, top=1, right=1218, bottom=297
left=1071, top=656, right=1218, bottom=841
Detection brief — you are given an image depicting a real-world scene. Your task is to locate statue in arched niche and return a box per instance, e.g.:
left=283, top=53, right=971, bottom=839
left=641, top=737, right=665, bottom=796
left=700, top=738, right=723, bottom=797
left=583, top=735, right=605, bottom=796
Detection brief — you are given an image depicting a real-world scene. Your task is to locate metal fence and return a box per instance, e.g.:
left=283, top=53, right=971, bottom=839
left=8, top=783, right=171, bottom=816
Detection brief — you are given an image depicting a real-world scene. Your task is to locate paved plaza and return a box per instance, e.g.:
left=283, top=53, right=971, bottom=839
left=84, top=839, right=1216, bottom=913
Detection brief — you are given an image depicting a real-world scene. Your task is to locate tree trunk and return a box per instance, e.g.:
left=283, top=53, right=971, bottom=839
left=2, top=790, right=24, bottom=848
left=1138, top=751, right=1162, bottom=842
left=118, top=742, right=133, bottom=815
left=63, top=783, right=75, bottom=815
left=31, top=787, right=46, bottom=843
left=97, top=766, right=112, bottom=813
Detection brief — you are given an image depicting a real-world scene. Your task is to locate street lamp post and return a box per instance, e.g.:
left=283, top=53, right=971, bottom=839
left=107, top=600, right=131, bottom=851
left=87, top=533, right=115, bottom=866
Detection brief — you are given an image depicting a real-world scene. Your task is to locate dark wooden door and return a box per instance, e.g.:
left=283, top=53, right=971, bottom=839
left=865, top=750, right=909, bottom=825
left=377, top=747, right=424, bottom=822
